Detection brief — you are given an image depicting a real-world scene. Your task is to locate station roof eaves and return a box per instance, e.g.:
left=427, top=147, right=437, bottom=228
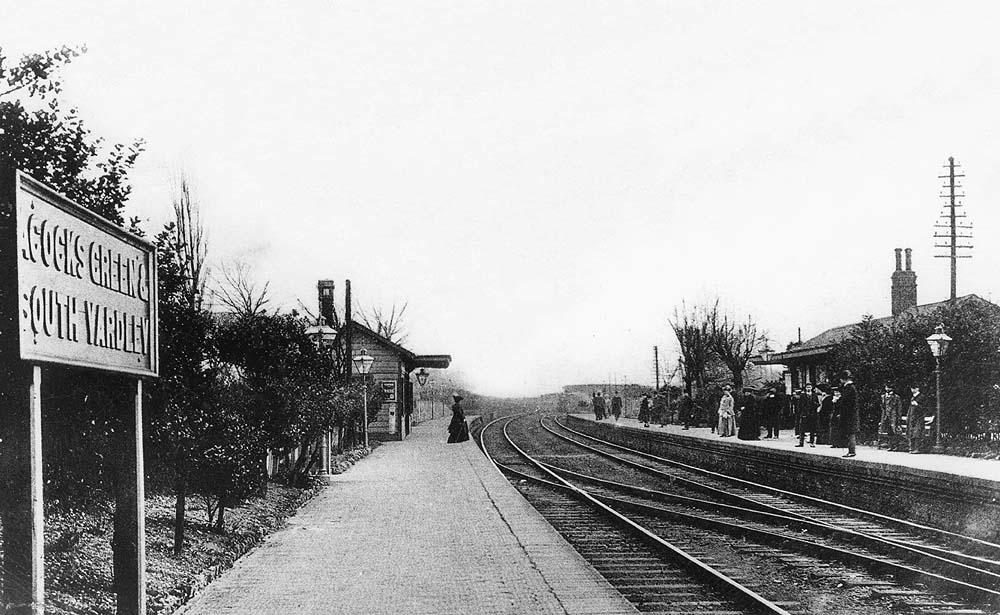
left=340, top=321, right=451, bottom=369
left=763, top=294, right=991, bottom=365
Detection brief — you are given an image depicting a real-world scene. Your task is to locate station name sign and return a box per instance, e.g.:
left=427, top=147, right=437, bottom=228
left=15, top=171, right=158, bottom=376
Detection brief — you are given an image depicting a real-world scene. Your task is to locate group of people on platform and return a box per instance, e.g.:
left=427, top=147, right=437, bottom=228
left=715, top=370, right=858, bottom=456
left=876, top=382, right=932, bottom=454
left=624, top=368, right=937, bottom=458
left=713, top=369, right=930, bottom=456
left=590, top=390, right=623, bottom=421
left=633, top=389, right=697, bottom=429
left=787, top=375, right=929, bottom=454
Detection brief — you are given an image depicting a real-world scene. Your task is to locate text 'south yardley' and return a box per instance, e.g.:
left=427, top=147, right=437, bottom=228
left=20, top=211, right=152, bottom=355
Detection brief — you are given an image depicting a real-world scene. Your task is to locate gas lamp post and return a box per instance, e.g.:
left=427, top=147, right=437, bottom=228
left=925, top=324, right=952, bottom=451
left=353, top=350, right=375, bottom=448
left=415, top=368, right=430, bottom=420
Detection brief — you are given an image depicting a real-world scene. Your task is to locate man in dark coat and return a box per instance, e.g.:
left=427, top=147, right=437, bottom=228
left=878, top=384, right=902, bottom=450
left=638, top=393, right=651, bottom=427
left=795, top=383, right=818, bottom=447
left=737, top=388, right=760, bottom=440
left=594, top=391, right=607, bottom=420
left=610, top=391, right=623, bottom=421
left=762, top=387, right=781, bottom=439
left=791, top=388, right=803, bottom=436
left=907, top=385, right=924, bottom=453
left=652, top=390, right=668, bottom=426
left=839, top=370, right=859, bottom=457
left=707, top=386, right=721, bottom=433
left=680, top=392, right=694, bottom=429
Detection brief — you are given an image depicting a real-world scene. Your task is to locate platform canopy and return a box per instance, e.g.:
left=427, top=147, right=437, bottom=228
left=413, top=355, right=451, bottom=369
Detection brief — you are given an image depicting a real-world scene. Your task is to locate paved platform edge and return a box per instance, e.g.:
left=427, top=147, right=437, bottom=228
left=568, top=414, right=1000, bottom=491
left=465, top=423, right=640, bottom=615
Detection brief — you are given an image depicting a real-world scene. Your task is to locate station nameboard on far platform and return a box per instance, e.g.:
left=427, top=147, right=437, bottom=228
left=14, top=171, right=158, bottom=376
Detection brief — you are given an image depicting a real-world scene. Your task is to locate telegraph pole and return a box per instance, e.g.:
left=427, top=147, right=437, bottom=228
left=344, top=280, right=353, bottom=382
left=934, top=157, right=973, bottom=300
left=654, top=346, right=661, bottom=390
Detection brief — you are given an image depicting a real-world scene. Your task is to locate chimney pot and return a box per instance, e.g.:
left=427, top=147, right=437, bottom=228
left=891, top=249, right=917, bottom=317
left=317, top=279, right=336, bottom=326
left=894, top=248, right=902, bottom=271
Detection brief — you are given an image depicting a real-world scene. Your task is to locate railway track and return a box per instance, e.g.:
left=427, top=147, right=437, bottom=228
left=481, top=413, right=799, bottom=615
left=480, top=412, right=1000, bottom=615
left=544, top=417, right=1000, bottom=583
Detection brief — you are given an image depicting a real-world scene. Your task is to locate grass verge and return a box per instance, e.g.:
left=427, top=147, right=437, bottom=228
left=2, top=444, right=373, bottom=615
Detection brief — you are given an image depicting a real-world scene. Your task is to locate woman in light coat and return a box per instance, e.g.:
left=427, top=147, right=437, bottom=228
left=717, top=386, right=736, bottom=437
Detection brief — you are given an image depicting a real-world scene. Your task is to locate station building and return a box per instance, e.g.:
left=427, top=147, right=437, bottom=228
left=761, top=248, right=997, bottom=389
left=341, top=320, right=451, bottom=440
left=307, top=279, right=451, bottom=440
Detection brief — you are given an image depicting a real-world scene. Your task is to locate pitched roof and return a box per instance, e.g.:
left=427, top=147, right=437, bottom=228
left=337, top=321, right=452, bottom=368
left=767, top=294, right=994, bottom=363
left=340, top=320, right=417, bottom=360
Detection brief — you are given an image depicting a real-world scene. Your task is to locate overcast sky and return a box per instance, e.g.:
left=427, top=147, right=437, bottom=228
left=6, top=2, right=1000, bottom=396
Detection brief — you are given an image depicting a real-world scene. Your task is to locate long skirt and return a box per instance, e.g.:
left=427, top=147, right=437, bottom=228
left=718, top=414, right=735, bottom=437
left=448, top=419, right=469, bottom=443
left=829, top=414, right=845, bottom=447
left=737, top=411, right=759, bottom=440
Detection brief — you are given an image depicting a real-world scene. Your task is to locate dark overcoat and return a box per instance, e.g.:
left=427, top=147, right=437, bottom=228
left=737, top=394, right=759, bottom=440
left=816, top=395, right=833, bottom=445
left=840, top=382, right=860, bottom=435
left=447, top=403, right=469, bottom=443
left=907, top=394, right=925, bottom=439
left=795, top=392, right=818, bottom=434
left=638, top=396, right=651, bottom=423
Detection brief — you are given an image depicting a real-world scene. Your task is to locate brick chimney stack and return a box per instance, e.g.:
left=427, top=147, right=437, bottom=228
left=317, top=280, right=337, bottom=326
left=891, top=248, right=917, bottom=317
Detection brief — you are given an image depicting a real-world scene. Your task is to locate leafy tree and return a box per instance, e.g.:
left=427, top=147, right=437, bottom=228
left=0, top=45, right=144, bottom=224
left=213, top=312, right=358, bottom=491
left=1, top=45, right=145, bottom=506
left=0, top=45, right=149, bottom=611
left=827, top=298, right=1000, bottom=442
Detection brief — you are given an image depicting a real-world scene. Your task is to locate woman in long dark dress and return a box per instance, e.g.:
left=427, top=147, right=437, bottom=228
left=814, top=383, right=833, bottom=445
left=447, top=395, right=469, bottom=443
left=737, top=388, right=760, bottom=440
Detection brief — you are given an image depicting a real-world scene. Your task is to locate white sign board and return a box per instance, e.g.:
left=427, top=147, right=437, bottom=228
left=15, top=171, right=158, bottom=376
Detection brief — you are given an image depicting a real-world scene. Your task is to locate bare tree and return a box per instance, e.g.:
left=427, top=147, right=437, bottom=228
left=157, top=172, right=210, bottom=555
left=214, top=261, right=271, bottom=317
left=669, top=301, right=716, bottom=396
left=355, top=300, right=409, bottom=345
left=711, top=306, right=766, bottom=393
left=166, top=174, right=208, bottom=310
left=296, top=299, right=318, bottom=323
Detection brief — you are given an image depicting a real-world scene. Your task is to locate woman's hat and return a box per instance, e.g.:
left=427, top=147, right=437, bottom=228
left=452, top=393, right=464, bottom=402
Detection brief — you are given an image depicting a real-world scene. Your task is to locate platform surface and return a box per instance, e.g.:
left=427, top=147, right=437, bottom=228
left=573, top=414, right=1000, bottom=484
left=176, top=416, right=638, bottom=615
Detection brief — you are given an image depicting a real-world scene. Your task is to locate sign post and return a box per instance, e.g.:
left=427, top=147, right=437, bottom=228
left=1, top=170, right=158, bottom=615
